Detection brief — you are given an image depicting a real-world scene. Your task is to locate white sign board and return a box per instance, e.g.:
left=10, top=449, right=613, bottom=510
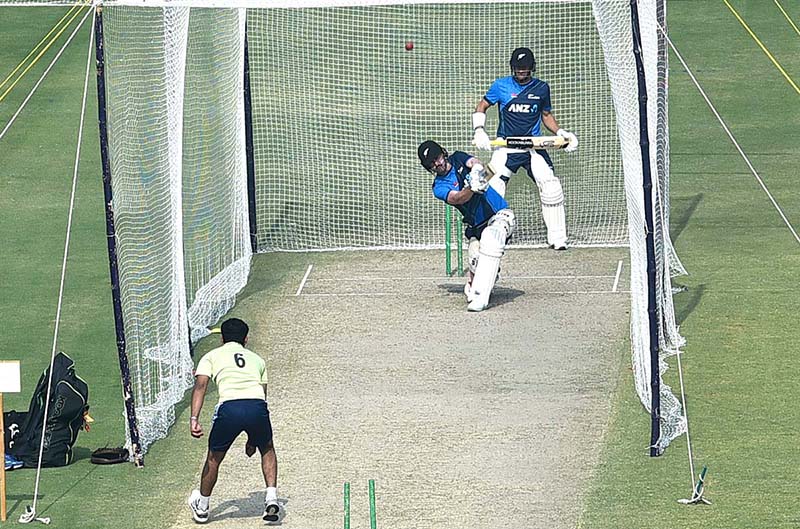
left=0, top=361, right=21, bottom=393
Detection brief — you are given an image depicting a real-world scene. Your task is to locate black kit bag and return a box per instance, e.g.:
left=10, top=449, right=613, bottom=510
left=9, top=352, right=90, bottom=467
left=3, top=410, right=27, bottom=452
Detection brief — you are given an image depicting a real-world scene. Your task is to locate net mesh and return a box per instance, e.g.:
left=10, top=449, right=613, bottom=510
left=593, top=0, right=685, bottom=452
left=247, top=0, right=685, bottom=449
left=102, top=5, right=250, bottom=453
left=247, top=2, right=627, bottom=251
left=182, top=8, right=252, bottom=344
left=102, top=5, right=193, bottom=453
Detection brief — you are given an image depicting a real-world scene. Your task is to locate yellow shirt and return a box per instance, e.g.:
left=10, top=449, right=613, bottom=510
left=195, top=341, right=268, bottom=404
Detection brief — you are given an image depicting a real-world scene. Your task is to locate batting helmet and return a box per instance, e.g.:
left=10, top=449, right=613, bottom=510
left=418, top=140, right=448, bottom=173
left=509, top=47, right=536, bottom=73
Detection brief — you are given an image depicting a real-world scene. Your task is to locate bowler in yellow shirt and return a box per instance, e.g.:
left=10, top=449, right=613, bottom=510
left=186, top=318, right=284, bottom=525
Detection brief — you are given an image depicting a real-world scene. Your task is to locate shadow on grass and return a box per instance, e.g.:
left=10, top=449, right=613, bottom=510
left=34, top=463, right=99, bottom=517
left=235, top=268, right=284, bottom=305
left=669, top=193, right=703, bottom=245
left=6, top=492, right=36, bottom=518
left=674, top=283, right=706, bottom=326
left=72, top=446, right=93, bottom=463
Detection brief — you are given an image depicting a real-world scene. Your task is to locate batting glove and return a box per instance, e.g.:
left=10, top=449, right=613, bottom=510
left=472, top=127, right=492, bottom=151
left=468, top=164, right=489, bottom=193
left=557, top=128, right=578, bottom=153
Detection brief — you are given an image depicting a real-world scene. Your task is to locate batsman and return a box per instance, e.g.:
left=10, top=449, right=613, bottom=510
left=418, top=140, right=514, bottom=312
left=472, top=47, right=578, bottom=250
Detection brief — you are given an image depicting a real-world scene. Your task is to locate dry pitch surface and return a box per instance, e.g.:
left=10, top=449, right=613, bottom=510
left=172, top=247, right=629, bottom=529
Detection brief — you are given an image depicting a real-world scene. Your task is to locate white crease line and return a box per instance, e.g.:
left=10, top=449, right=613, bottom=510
left=292, top=292, right=395, bottom=297
left=612, top=260, right=623, bottom=293
left=310, top=274, right=616, bottom=281
left=291, top=290, right=630, bottom=297
left=295, top=264, right=313, bottom=296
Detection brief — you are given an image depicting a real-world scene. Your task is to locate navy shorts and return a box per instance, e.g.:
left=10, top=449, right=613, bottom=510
left=208, top=399, right=273, bottom=453
left=504, top=150, right=554, bottom=179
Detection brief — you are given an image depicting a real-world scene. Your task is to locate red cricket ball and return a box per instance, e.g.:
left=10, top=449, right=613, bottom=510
left=405, top=41, right=414, bottom=51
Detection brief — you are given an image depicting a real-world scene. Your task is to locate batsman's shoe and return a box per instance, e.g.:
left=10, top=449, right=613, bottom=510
left=188, top=489, right=209, bottom=524
left=263, top=499, right=286, bottom=525
left=549, top=243, right=567, bottom=251
left=467, top=298, right=488, bottom=312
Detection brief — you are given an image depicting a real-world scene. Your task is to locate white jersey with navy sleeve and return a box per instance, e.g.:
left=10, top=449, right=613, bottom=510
left=431, top=151, right=508, bottom=229
left=484, top=76, right=551, bottom=138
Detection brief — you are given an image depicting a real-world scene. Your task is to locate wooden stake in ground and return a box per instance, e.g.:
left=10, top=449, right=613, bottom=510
left=0, top=360, right=22, bottom=522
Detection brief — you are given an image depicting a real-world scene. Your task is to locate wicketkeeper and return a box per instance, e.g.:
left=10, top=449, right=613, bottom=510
left=419, top=140, right=515, bottom=312
left=472, top=46, right=578, bottom=250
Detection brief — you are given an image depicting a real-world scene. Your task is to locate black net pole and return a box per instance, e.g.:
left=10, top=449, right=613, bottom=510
left=243, top=26, right=258, bottom=253
left=629, top=0, right=663, bottom=457
left=94, top=7, right=144, bottom=467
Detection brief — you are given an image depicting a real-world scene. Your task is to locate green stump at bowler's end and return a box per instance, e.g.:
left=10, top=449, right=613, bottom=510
left=343, top=482, right=350, bottom=529
left=343, top=479, right=377, bottom=529
left=369, top=479, right=377, bottom=529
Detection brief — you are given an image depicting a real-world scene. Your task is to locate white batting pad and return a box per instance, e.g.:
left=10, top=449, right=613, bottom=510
left=489, top=149, right=514, bottom=174
left=529, top=151, right=555, bottom=182
left=467, top=210, right=514, bottom=312
left=539, top=178, right=567, bottom=248
left=468, top=237, right=480, bottom=274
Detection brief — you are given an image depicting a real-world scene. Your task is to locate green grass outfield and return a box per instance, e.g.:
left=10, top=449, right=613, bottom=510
left=0, top=1, right=798, bottom=528
left=580, top=1, right=800, bottom=528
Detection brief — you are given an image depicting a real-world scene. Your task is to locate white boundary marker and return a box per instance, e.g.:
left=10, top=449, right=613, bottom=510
left=295, top=264, right=313, bottom=296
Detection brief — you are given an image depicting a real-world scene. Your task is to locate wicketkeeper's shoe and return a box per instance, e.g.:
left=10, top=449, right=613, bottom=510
left=263, top=499, right=286, bottom=525
left=188, top=489, right=209, bottom=524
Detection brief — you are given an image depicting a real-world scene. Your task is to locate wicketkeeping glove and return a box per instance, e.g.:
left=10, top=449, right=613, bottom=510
left=557, top=128, right=578, bottom=153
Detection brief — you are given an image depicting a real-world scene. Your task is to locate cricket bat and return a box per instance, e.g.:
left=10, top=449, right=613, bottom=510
left=488, top=135, right=570, bottom=150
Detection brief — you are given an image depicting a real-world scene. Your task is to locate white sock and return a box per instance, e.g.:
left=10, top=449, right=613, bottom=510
left=266, top=487, right=278, bottom=502
left=199, top=494, right=210, bottom=510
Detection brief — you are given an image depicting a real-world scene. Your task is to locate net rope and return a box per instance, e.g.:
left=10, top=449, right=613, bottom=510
left=18, top=6, right=95, bottom=523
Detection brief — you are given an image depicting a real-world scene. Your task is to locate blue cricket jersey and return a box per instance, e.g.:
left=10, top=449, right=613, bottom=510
left=431, top=151, right=508, bottom=228
left=483, top=76, right=551, bottom=138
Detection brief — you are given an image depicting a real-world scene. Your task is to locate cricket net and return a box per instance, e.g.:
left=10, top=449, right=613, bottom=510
left=3, top=0, right=686, bottom=457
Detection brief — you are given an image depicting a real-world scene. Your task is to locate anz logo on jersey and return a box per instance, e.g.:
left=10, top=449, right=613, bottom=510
left=507, top=103, right=538, bottom=113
